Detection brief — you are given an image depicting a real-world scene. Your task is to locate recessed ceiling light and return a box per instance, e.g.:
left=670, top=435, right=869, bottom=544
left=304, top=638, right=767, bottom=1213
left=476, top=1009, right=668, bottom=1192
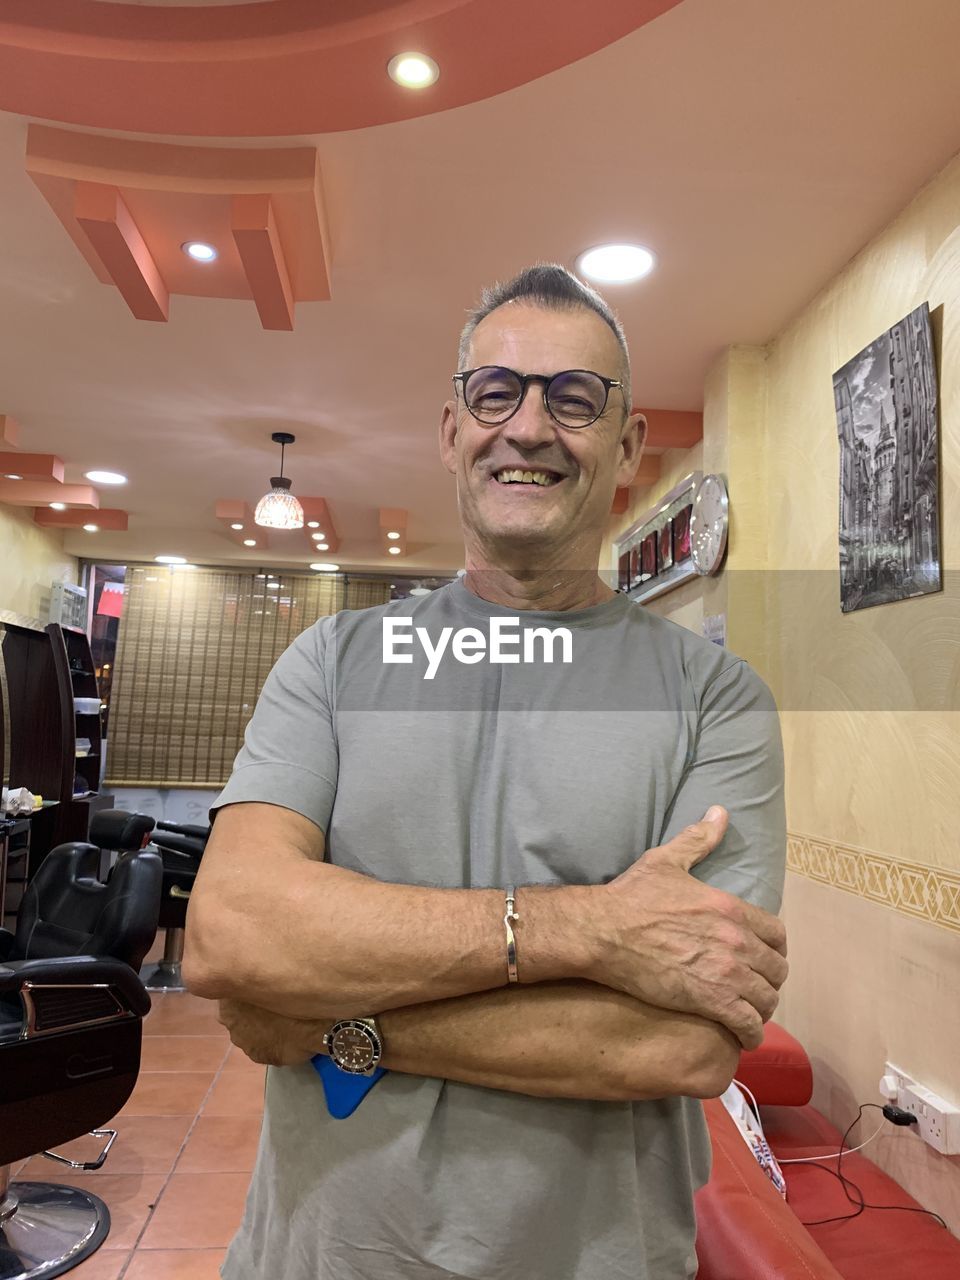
left=4, top=473, right=22, bottom=480
left=230, top=522, right=244, bottom=531
left=576, top=243, right=656, bottom=284
left=182, top=241, right=217, bottom=263
left=83, top=523, right=99, bottom=532
left=155, top=555, right=186, bottom=564
left=266, top=582, right=279, bottom=590
left=49, top=502, right=67, bottom=511
left=85, top=470, right=127, bottom=486
left=387, top=52, right=439, bottom=89
left=387, top=531, right=401, bottom=540
left=243, top=539, right=257, bottom=547
left=306, top=521, right=320, bottom=529
left=389, top=546, right=402, bottom=555
left=315, top=542, right=329, bottom=551
left=256, top=573, right=267, bottom=579
left=310, top=562, right=340, bottom=572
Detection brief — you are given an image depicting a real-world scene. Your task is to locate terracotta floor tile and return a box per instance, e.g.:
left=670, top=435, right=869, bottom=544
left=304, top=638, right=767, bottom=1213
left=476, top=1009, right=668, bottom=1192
left=16, top=1117, right=193, bottom=1180
left=176, top=1115, right=263, bottom=1174
left=140, top=1036, right=231, bottom=1073
left=144, top=995, right=227, bottom=1039
left=139, top=1173, right=251, bottom=1250
left=118, top=1072, right=216, bottom=1118
left=125, top=1248, right=226, bottom=1279
left=201, top=1070, right=265, bottom=1117
left=221, top=1045, right=263, bottom=1074
left=64, top=1249, right=131, bottom=1279
left=12, top=1174, right=167, bottom=1251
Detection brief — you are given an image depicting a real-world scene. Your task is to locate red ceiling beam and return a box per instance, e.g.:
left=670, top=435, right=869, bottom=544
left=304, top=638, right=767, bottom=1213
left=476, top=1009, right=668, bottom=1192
left=636, top=409, right=703, bottom=450
left=214, top=499, right=268, bottom=551
left=630, top=455, right=662, bottom=488
left=379, top=507, right=407, bottom=559
left=35, top=507, right=128, bottom=531
left=0, top=452, right=64, bottom=483
left=74, top=181, right=169, bottom=322
left=232, top=194, right=294, bottom=331
left=0, top=480, right=98, bottom=508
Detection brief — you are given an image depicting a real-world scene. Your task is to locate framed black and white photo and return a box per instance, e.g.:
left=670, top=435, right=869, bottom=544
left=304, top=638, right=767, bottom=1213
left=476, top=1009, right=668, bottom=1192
left=833, top=302, right=941, bottom=613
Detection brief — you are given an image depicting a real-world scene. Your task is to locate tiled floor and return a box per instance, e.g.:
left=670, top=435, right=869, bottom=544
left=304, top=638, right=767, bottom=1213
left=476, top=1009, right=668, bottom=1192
left=12, top=984, right=261, bottom=1279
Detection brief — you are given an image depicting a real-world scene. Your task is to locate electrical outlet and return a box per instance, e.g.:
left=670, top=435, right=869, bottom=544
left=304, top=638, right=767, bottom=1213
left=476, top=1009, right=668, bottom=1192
left=882, top=1061, right=960, bottom=1155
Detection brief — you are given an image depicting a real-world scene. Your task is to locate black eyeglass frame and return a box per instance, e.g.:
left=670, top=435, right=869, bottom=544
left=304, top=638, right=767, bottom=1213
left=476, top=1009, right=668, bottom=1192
left=452, top=366, right=624, bottom=429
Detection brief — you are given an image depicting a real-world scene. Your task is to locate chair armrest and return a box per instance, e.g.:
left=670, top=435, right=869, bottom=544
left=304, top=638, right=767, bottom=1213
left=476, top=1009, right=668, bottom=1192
left=0, top=954, right=151, bottom=1018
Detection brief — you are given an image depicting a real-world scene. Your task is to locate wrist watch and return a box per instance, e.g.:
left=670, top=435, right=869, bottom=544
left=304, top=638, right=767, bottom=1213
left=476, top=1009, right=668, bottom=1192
left=322, top=1016, right=384, bottom=1076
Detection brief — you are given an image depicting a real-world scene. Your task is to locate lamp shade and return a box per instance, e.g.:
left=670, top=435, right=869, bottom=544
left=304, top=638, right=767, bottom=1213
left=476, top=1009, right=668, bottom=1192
left=254, top=476, right=304, bottom=529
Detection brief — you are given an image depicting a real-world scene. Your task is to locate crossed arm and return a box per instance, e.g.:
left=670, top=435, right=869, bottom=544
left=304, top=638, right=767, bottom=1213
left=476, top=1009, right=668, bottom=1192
left=185, top=803, right=765, bottom=1103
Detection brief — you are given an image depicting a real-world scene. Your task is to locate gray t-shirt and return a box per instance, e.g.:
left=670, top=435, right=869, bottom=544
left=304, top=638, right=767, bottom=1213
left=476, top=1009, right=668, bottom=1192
left=213, top=578, right=786, bottom=1280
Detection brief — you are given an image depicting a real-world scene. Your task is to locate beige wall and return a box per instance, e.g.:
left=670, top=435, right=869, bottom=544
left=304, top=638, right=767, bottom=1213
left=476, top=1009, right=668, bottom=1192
left=0, top=502, right=78, bottom=620
left=606, top=149, right=960, bottom=1229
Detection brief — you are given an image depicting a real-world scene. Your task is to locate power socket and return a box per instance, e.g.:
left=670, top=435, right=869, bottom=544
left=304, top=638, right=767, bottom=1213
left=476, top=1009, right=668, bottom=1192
left=882, top=1062, right=960, bottom=1155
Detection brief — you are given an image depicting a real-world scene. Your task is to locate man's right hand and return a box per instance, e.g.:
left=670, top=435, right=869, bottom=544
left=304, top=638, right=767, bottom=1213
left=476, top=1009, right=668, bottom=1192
left=588, top=807, right=788, bottom=1051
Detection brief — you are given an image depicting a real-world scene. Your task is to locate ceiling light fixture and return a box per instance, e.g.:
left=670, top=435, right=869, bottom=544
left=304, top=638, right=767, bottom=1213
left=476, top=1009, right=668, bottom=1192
left=307, top=520, right=320, bottom=529
left=182, top=241, right=218, bottom=263
left=254, top=431, right=304, bottom=530
left=230, top=522, right=244, bottom=531
left=4, top=473, right=22, bottom=480
left=266, top=582, right=279, bottom=590
left=387, top=52, right=439, bottom=89
left=155, top=555, right=186, bottom=564
left=85, top=470, right=127, bottom=486
left=387, top=531, right=400, bottom=540
left=49, top=502, right=67, bottom=511
left=83, top=523, right=99, bottom=532
left=315, top=542, right=329, bottom=551
left=388, top=547, right=402, bottom=555
left=576, top=243, right=656, bottom=285
left=243, top=538, right=257, bottom=547
left=310, top=562, right=340, bottom=572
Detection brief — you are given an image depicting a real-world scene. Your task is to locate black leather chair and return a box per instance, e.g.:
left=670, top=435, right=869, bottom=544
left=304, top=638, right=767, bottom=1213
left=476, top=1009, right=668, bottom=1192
left=0, top=837, right=161, bottom=970
left=141, top=821, right=210, bottom=991
left=0, top=835, right=160, bottom=1278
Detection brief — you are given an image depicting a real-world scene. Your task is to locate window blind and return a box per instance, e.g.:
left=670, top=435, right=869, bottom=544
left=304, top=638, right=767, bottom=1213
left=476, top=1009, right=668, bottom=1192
left=105, top=567, right=390, bottom=788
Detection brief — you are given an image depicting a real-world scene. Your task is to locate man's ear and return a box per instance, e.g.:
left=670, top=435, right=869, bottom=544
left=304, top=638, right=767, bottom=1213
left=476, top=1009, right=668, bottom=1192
left=615, top=412, right=647, bottom=488
left=439, top=399, right=459, bottom=475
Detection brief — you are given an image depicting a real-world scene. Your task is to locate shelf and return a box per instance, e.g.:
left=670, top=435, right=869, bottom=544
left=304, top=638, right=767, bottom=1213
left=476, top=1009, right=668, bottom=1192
left=70, top=669, right=95, bottom=678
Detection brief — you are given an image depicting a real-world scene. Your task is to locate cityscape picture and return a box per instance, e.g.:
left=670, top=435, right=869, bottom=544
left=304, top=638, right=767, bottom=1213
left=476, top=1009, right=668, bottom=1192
left=833, top=302, right=941, bottom=613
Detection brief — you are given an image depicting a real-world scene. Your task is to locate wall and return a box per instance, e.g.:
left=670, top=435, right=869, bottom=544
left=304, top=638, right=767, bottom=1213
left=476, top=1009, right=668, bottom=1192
left=606, top=148, right=960, bottom=1230
left=0, top=502, right=77, bottom=620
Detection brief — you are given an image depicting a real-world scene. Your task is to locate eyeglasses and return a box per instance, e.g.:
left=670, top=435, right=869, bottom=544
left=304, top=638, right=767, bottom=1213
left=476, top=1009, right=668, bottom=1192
left=452, top=366, right=623, bottom=428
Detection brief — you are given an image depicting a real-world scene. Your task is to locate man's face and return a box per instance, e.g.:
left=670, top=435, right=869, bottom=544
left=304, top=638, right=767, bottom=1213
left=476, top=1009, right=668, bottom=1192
left=439, top=303, right=645, bottom=561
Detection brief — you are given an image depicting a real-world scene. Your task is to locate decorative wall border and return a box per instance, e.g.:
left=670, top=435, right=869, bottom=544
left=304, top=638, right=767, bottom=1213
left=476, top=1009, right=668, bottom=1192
left=787, top=833, right=960, bottom=935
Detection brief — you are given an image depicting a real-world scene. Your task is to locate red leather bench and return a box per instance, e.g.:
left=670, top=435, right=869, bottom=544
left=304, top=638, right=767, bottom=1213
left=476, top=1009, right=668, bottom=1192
left=694, top=1022, right=960, bottom=1279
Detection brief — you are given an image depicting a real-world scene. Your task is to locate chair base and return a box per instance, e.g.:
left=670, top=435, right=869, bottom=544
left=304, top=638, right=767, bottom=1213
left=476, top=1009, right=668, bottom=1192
left=142, top=927, right=186, bottom=992
left=0, top=1181, right=110, bottom=1279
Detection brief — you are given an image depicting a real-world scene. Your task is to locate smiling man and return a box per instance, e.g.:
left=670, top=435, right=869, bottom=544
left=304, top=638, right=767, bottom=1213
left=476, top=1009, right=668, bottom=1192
left=184, top=264, right=788, bottom=1280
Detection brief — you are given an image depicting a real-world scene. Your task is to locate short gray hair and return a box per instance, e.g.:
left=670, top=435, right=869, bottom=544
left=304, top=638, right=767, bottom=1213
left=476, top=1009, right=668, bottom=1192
left=456, top=263, right=632, bottom=417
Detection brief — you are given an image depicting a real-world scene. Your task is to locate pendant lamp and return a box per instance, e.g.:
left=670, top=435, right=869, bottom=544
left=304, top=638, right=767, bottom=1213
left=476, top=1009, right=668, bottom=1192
left=254, top=431, right=304, bottom=529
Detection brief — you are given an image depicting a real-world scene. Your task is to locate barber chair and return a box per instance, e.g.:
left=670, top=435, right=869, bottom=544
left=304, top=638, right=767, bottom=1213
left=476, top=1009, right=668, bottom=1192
left=86, top=809, right=157, bottom=881
left=0, top=835, right=158, bottom=1278
left=141, top=821, right=210, bottom=991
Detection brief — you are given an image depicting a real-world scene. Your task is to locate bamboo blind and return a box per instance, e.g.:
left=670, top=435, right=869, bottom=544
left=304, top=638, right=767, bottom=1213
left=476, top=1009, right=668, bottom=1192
left=105, top=567, right=390, bottom=788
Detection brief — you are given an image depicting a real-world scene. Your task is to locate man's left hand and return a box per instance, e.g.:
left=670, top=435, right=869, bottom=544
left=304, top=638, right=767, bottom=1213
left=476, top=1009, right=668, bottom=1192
left=217, top=999, right=329, bottom=1066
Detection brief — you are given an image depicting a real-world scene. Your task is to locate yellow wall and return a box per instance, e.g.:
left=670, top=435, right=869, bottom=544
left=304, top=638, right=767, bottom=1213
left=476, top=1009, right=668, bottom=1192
left=606, top=149, right=960, bottom=1229
left=0, top=503, right=78, bottom=620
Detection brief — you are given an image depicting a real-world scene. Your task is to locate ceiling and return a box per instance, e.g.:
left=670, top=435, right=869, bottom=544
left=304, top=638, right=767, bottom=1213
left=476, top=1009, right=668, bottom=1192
left=0, top=0, right=959, bottom=574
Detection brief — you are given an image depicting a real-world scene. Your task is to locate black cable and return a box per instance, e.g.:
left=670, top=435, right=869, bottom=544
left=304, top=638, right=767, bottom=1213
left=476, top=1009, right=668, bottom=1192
left=791, top=1102, right=948, bottom=1230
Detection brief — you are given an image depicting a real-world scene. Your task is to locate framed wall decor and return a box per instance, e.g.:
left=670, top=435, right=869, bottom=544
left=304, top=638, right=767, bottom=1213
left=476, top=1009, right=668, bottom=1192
left=613, top=470, right=729, bottom=605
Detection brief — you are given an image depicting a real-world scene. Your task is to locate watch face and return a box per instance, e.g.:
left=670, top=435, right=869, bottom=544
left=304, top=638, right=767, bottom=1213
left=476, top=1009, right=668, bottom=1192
left=331, top=1023, right=377, bottom=1073
left=691, top=475, right=728, bottom=575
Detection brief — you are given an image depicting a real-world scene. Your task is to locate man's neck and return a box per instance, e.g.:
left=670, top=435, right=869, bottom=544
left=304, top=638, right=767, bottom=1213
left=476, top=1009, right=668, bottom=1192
left=461, top=564, right=615, bottom=613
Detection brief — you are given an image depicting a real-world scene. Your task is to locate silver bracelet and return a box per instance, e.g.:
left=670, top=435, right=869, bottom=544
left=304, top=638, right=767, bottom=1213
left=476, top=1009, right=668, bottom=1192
left=504, top=885, right=520, bottom=984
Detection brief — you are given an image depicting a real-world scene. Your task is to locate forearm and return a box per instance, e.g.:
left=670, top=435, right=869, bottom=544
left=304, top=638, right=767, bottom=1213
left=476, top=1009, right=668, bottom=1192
left=221, top=981, right=741, bottom=1103
left=183, top=803, right=593, bottom=1019
left=379, top=980, right=740, bottom=1101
